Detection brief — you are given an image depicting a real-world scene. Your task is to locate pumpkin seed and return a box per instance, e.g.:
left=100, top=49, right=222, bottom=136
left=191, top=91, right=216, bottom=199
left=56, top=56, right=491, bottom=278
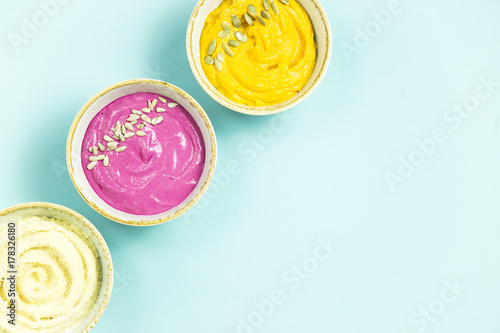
left=280, top=0, right=289, bottom=3
left=168, top=103, right=178, bottom=108
left=136, top=130, right=146, bottom=137
left=218, top=30, right=230, bottom=38
left=261, top=10, right=271, bottom=19
left=222, top=43, right=234, bottom=57
left=217, top=52, right=225, bottom=62
left=204, top=56, right=214, bottom=65
left=214, top=58, right=223, bottom=72
left=222, top=21, right=231, bottom=31
left=208, top=39, right=216, bottom=55
left=232, top=15, right=241, bottom=28
left=271, top=2, right=279, bottom=14
left=87, top=161, right=97, bottom=170
left=103, top=156, right=109, bottom=167
left=264, top=0, right=270, bottom=11
left=158, top=96, right=167, bottom=103
left=245, top=13, right=254, bottom=25
left=257, top=16, right=266, bottom=25
left=248, top=4, right=257, bottom=16
left=228, top=39, right=240, bottom=47
left=235, top=31, right=247, bottom=43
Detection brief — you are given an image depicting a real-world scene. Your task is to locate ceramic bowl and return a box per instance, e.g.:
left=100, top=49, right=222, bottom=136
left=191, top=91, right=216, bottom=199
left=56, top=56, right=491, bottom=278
left=67, top=79, right=217, bottom=226
left=186, top=0, right=332, bottom=115
left=0, top=202, right=113, bottom=333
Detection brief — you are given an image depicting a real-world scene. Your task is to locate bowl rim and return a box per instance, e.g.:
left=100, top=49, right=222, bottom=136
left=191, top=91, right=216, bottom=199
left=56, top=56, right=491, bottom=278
left=0, top=202, right=113, bottom=333
left=66, top=79, right=218, bottom=226
left=186, top=0, right=332, bottom=116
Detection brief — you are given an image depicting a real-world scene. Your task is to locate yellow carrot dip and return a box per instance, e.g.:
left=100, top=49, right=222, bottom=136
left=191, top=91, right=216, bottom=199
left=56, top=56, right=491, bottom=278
left=200, top=0, right=317, bottom=106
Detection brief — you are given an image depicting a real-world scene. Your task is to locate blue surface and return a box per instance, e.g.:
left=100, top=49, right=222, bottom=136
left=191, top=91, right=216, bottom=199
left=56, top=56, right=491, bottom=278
left=1, top=0, right=500, bottom=332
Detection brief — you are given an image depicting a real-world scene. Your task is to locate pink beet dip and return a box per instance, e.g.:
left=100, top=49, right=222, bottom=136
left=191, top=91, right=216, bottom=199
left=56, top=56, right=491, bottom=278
left=81, top=92, right=206, bottom=215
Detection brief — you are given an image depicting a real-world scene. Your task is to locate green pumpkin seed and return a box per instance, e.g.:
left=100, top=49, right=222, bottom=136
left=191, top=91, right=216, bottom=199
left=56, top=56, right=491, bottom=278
left=245, top=12, right=254, bottom=26
left=261, top=10, right=271, bottom=19
left=280, top=0, right=289, bottom=4
left=217, top=52, right=225, bottom=62
left=264, top=0, right=270, bottom=11
left=232, top=15, right=241, bottom=28
left=222, top=43, right=234, bottom=57
left=271, top=2, right=279, bottom=15
left=248, top=4, right=257, bottom=16
left=208, top=39, right=216, bottom=55
left=228, top=39, right=240, bottom=47
left=204, top=56, right=214, bottom=65
left=218, top=30, right=230, bottom=38
left=235, top=31, right=248, bottom=43
left=257, top=16, right=266, bottom=26
left=222, top=21, right=231, bottom=31
left=214, top=59, right=223, bottom=72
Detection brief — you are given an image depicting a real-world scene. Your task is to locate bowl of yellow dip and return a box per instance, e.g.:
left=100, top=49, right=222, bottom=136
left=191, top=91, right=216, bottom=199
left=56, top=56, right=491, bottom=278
left=0, top=202, right=113, bottom=333
left=187, top=0, right=332, bottom=115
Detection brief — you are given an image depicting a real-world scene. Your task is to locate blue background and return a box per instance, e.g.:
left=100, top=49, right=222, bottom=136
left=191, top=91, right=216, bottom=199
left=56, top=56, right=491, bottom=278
left=1, top=0, right=500, bottom=332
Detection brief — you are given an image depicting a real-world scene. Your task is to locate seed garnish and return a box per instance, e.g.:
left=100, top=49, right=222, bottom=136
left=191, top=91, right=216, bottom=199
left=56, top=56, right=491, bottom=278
left=125, top=123, right=134, bottom=131
left=208, top=39, right=217, bottom=55
left=136, top=130, right=146, bottom=136
left=121, top=124, right=127, bottom=135
left=137, top=124, right=145, bottom=129
left=168, top=103, right=179, bottom=108
left=141, top=115, right=152, bottom=123
left=261, top=10, right=271, bottom=19
left=245, top=13, right=254, bottom=25
left=280, top=0, right=289, bottom=4
left=218, top=30, right=230, bottom=38
left=87, top=162, right=97, bottom=170
left=142, top=108, right=151, bottom=113
left=248, top=4, right=257, bottom=16
left=156, top=107, right=166, bottom=112
left=89, top=156, right=99, bottom=162
left=93, top=147, right=99, bottom=155
left=235, top=32, right=247, bottom=43
left=155, top=116, right=164, bottom=124
left=222, top=43, right=234, bottom=57
left=257, top=16, right=266, bottom=25
left=132, top=109, right=142, bottom=115
left=222, top=21, right=231, bottom=31
left=116, top=146, right=127, bottom=153
left=232, top=15, right=241, bottom=28
left=98, top=143, right=105, bottom=151
left=103, top=156, right=109, bottom=167
left=264, top=0, right=270, bottom=11
left=158, top=96, right=167, bottom=103
left=215, top=59, right=223, bottom=72
left=96, top=155, right=105, bottom=160
left=217, top=52, right=225, bottom=62
left=205, top=56, right=214, bottom=65
left=124, top=132, right=135, bottom=139
left=103, top=135, right=114, bottom=142
left=271, top=2, right=279, bottom=14
left=128, top=114, right=140, bottom=121
left=228, top=39, right=240, bottom=47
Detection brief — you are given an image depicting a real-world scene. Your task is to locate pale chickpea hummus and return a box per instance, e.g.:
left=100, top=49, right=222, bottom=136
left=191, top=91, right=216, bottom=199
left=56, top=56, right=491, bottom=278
left=0, top=216, right=101, bottom=332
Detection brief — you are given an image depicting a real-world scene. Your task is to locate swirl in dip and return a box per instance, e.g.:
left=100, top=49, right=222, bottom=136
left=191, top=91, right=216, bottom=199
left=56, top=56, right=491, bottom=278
left=0, top=216, right=101, bottom=332
left=81, top=93, right=206, bottom=216
left=200, top=0, right=316, bottom=106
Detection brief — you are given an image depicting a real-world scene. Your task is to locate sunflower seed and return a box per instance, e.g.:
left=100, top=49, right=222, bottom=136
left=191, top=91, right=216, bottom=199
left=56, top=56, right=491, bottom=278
left=113, top=121, right=121, bottom=132
left=115, top=130, right=122, bottom=138
left=156, top=107, right=166, bottom=112
left=113, top=134, right=119, bottom=140
left=98, top=143, right=105, bottom=151
left=125, top=123, right=134, bottom=131
left=152, top=117, right=158, bottom=125
left=129, top=120, right=138, bottom=125
left=271, top=2, right=279, bottom=14
left=119, top=133, right=125, bottom=142
left=137, top=124, right=145, bottom=129
left=208, top=39, right=216, bottom=55
left=93, top=147, right=99, bottom=155
left=128, top=114, right=140, bottom=121
left=103, top=135, right=114, bottom=142
left=261, top=10, right=271, bottom=19
left=155, top=116, right=164, bottom=124
left=148, top=100, right=153, bottom=109
left=89, top=155, right=99, bottom=162
left=280, top=0, right=289, bottom=4
left=248, top=4, right=257, bottom=16
left=116, top=146, right=127, bottom=153
left=121, top=125, right=127, bottom=135
left=136, top=130, right=146, bottom=136
left=245, top=12, right=254, bottom=25
left=257, top=15, right=266, bottom=25
left=228, top=39, right=240, bottom=47
left=124, top=132, right=135, bottom=139
left=264, top=0, right=270, bottom=11
left=204, top=56, right=214, bottom=65
left=141, top=115, right=151, bottom=123
left=87, top=161, right=97, bottom=170
left=107, top=144, right=117, bottom=151
left=215, top=58, right=223, bottom=72
left=218, top=30, right=230, bottom=38
left=96, top=155, right=105, bottom=160
left=222, top=21, right=231, bottom=31
left=232, top=15, right=241, bottom=28
left=158, top=96, right=167, bottom=103
left=142, top=108, right=151, bottom=113
left=103, top=156, right=109, bottom=167
left=107, top=142, right=117, bottom=148
left=168, top=103, right=178, bottom=108
left=217, top=52, right=225, bottom=62
left=235, top=31, right=247, bottom=43
left=132, top=109, right=142, bottom=115
left=89, top=147, right=94, bottom=153
left=222, top=43, right=234, bottom=57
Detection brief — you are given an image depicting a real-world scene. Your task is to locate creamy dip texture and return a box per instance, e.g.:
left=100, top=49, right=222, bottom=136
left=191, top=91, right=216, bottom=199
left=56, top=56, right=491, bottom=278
left=82, top=93, right=206, bottom=216
left=0, top=216, right=101, bottom=332
left=200, top=0, right=317, bottom=106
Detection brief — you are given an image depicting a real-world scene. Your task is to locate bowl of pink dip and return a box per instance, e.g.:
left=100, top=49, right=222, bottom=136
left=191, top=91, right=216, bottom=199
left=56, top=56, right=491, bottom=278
left=67, top=79, right=217, bottom=226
